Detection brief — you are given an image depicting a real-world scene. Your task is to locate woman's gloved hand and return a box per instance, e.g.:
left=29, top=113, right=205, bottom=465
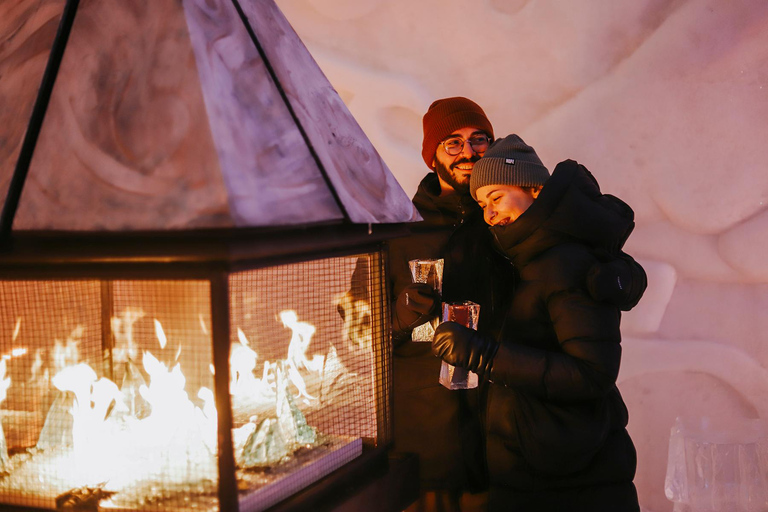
left=393, top=283, right=441, bottom=334
left=586, top=252, right=647, bottom=311
left=432, top=321, right=499, bottom=379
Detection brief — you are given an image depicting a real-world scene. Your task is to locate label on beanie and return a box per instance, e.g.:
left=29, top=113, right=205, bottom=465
left=505, top=158, right=516, bottom=165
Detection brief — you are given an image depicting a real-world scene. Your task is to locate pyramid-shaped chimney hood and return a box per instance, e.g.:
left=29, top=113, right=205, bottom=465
left=0, top=0, right=419, bottom=238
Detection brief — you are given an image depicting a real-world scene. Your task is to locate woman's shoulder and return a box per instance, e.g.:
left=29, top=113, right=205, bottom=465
left=525, top=242, right=597, bottom=290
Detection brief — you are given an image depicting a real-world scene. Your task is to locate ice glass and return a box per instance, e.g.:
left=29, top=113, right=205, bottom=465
left=408, top=259, right=444, bottom=342
left=439, top=301, right=480, bottom=390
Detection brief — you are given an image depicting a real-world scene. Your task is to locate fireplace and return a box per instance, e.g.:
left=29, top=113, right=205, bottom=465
left=0, top=0, right=420, bottom=510
left=0, top=236, right=395, bottom=511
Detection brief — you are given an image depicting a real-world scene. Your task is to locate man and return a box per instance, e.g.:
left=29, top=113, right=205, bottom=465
left=388, top=98, right=645, bottom=511
left=388, top=97, right=506, bottom=512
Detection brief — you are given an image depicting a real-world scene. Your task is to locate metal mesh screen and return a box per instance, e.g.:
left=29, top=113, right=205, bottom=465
left=229, top=251, right=390, bottom=511
left=0, top=279, right=217, bottom=512
left=0, top=251, right=391, bottom=511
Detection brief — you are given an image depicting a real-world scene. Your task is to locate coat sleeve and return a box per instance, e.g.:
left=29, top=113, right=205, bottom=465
left=586, top=249, right=648, bottom=311
left=489, top=247, right=623, bottom=401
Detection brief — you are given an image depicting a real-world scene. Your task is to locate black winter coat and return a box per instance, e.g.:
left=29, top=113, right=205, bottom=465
left=387, top=173, right=514, bottom=492
left=483, top=160, right=638, bottom=507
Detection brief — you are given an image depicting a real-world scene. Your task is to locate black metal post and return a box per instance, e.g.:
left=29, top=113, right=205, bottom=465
left=373, top=249, right=393, bottom=446
left=100, top=280, right=115, bottom=380
left=210, top=270, right=238, bottom=512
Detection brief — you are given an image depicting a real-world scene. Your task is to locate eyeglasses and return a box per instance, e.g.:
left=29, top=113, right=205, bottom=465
left=440, top=134, right=490, bottom=156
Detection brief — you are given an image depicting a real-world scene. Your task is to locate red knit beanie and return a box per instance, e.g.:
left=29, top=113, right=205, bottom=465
left=421, top=97, right=494, bottom=169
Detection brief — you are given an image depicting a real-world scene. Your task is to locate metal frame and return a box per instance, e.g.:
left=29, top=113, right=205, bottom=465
left=0, top=224, right=399, bottom=512
left=0, top=224, right=407, bottom=276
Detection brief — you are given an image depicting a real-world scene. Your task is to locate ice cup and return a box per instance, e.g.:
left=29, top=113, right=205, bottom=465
left=438, top=301, right=480, bottom=390
left=408, top=259, right=444, bottom=342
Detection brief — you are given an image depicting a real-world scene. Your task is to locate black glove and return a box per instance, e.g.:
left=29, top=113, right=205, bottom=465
left=393, top=283, right=441, bottom=334
left=432, top=322, right=499, bottom=379
left=586, top=252, right=647, bottom=311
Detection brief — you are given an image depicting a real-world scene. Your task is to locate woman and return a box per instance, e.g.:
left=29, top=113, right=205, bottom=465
left=432, top=135, right=641, bottom=512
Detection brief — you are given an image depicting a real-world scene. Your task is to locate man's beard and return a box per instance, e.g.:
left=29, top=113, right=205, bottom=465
left=434, top=156, right=480, bottom=194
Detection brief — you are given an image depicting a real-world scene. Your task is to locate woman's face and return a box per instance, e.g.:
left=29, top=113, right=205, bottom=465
left=475, top=184, right=540, bottom=226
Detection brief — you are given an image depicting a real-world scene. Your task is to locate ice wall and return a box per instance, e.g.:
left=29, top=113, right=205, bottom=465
left=274, top=1, right=768, bottom=510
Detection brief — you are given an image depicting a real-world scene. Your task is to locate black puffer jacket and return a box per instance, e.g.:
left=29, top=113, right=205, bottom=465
left=483, top=160, right=638, bottom=499
left=387, top=173, right=513, bottom=491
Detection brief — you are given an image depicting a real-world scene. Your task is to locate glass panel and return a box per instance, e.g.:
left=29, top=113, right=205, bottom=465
left=0, top=252, right=391, bottom=511
left=13, top=0, right=346, bottom=232
left=13, top=0, right=234, bottom=232
left=0, top=1, right=65, bottom=213
left=238, top=0, right=419, bottom=224
left=229, top=251, right=389, bottom=511
left=0, top=279, right=217, bottom=511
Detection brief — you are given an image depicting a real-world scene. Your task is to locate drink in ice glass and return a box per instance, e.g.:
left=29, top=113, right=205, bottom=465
left=408, top=259, right=444, bottom=342
left=439, top=301, right=480, bottom=390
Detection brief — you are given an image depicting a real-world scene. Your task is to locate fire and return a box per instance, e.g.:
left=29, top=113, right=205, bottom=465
left=0, top=306, right=348, bottom=508
left=32, top=323, right=218, bottom=492
left=230, top=328, right=268, bottom=399
left=0, top=361, right=10, bottom=403
left=229, top=310, right=329, bottom=408
left=51, top=363, right=123, bottom=454
left=11, top=317, right=21, bottom=343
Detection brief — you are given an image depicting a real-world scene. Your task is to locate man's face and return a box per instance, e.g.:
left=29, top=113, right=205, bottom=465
left=432, top=127, right=490, bottom=196
left=475, top=184, right=541, bottom=226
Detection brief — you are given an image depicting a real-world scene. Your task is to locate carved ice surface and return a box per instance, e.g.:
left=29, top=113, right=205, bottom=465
left=240, top=364, right=318, bottom=469
left=319, top=345, right=347, bottom=403
left=438, top=362, right=478, bottom=391
left=242, top=418, right=290, bottom=468
left=35, top=393, right=74, bottom=451
left=665, top=417, right=768, bottom=512
left=411, top=319, right=439, bottom=344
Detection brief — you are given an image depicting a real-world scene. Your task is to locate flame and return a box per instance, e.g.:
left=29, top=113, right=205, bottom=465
left=230, top=311, right=325, bottom=407
left=11, top=308, right=342, bottom=501
left=53, top=326, right=82, bottom=374
left=199, top=313, right=209, bottom=335
left=11, top=317, right=21, bottom=343
left=0, top=360, right=10, bottom=403
left=281, top=310, right=323, bottom=400
left=111, top=308, right=144, bottom=363
left=153, top=319, right=167, bottom=349
left=41, top=344, right=217, bottom=491
left=29, top=348, right=45, bottom=383
left=52, top=363, right=125, bottom=457
left=237, top=327, right=250, bottom=347
left=230, top=330, right=262, bottom=396
left=1, top=347, right=26, bottom=362
left=281, top=311, right=324, bottom=373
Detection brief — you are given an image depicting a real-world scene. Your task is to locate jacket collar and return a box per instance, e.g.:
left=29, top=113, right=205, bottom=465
left=491, top=160, right=635, bottom=267
left=412, top=172, right=481, bottom=226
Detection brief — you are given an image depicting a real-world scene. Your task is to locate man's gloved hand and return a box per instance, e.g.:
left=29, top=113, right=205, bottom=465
left=432, top=322, right=499, bottom=379
left=393, top=283, right=441, bottom=334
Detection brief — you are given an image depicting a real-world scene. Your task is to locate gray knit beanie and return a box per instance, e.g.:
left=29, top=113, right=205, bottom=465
left=470, top=134, right=550, bottom=200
